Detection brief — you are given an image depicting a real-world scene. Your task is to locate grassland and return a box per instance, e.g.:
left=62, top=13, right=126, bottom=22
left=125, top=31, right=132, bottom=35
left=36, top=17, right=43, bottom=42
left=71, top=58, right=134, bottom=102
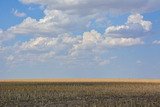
left=0, top=79, right=160, bottom=107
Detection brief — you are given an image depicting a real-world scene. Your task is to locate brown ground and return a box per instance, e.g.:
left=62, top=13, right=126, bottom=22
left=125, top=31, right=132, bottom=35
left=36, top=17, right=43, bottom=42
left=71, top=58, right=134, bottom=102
left=1, top=79, right=160, bottom=106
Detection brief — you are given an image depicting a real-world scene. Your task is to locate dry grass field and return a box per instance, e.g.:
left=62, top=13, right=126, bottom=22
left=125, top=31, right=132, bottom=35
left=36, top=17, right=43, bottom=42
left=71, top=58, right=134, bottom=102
left=0, top=79, right=160, bottom=107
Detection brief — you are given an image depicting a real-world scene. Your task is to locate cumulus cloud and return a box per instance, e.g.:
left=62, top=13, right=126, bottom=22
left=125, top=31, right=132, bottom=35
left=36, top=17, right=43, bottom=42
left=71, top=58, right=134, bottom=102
left=69, top=30, right=143, bottom=57
left=105, top=13, right=152, bottom=37
left=6, top=51, right=56, bottom=64
left=8, top=10, right=71, bottom=36
left=20, top=0, right=160, bottom=15
left=12, top=9, right=26, bottom=17
left=0, top=12, right=148, bottom=68
left=0, top=9, right=94, bottom=41
left=2, top=29, right=143, bottom=66
left=68, top=30, right=102, bottom=57
left=127, top=13, right=152, bottom=31
left=103, top=37, right=144, bottom=46
left=0, top=0, right=154, bottom=43
left=2, top=14, right=148, bottom=64
left=19, top=34, right=80, bottom=54
left=4, top=0, right=152, bottom=40
left=0, top=0, right=155, bottom=67
left=5, top=34, right=79, bottom=64
left=1, top=12, right=150, bottom=44
left=82, top=30, right=101, bottom=44
left=0, top=29, right=15, bottom=42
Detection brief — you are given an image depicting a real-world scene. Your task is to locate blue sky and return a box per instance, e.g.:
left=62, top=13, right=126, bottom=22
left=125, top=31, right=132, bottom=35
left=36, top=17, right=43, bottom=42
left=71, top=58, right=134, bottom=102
left=0, top=0, right=160, bottom=79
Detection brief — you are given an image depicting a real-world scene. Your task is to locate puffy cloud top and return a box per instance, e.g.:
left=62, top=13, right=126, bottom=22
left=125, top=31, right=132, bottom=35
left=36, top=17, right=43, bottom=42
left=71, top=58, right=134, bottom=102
left=105, top=13, right=152, bottom=37
left=20, top=0, right=160, bottom=15
left=127, top=13, right=152, bottom=31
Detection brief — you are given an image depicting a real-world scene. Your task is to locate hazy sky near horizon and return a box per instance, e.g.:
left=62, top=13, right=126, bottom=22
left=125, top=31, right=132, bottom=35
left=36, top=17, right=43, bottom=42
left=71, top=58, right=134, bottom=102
left=0, top=0, right=160, bottom=79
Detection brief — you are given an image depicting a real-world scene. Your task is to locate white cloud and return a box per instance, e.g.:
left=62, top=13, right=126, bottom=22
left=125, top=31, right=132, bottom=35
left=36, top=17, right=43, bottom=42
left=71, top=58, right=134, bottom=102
left=6, top=52, right=55, bottom=64
left=1, top=9, right=93, bottom=40
left=18, top=34, right=80, bottom=55
left=20, top=0, right=160, bottom=15
left=105, top=13, right=152, bottom=37
left=153, top=40, right=160, bottom=44
left=69, top=30, right=143, bottom=58
left=68, top=30, right=102, bottom=57
left=3, top=29, right=143, bottom=66
left=0, top=12, right=146, bottom=67
left=20, top=37, right=54, bottom=50
left=7, top=0, right=151, bottom=41
left=0, top=29, right=15, bottom=42
left=0, top=1, right=153, bottom=43
left=12, top=9, right=26, bottom=17
left=103, top=37, right=144, bottom=46
left=127, top=13, right=152, bottom=31
left=8, top=10, right=70, bottom=35
left=0, top=0, right=159, bottom=73
left=0, top=3, right=151, bottom=67
left=82, top=30, right=101, bottom=44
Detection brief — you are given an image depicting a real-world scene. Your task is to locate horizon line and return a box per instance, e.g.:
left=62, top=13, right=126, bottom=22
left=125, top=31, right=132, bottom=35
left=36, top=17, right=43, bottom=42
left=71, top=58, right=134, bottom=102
left=1, top=78, right=160, bottom=83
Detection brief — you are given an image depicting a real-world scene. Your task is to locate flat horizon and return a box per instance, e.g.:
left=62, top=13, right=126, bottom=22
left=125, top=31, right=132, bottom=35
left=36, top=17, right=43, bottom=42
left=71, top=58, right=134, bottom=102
left=1, top=78, right=160, bottom=83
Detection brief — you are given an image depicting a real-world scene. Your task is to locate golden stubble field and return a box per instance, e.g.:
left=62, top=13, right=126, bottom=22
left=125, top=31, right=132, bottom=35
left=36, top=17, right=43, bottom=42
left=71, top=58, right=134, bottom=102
left=0, top=79, right=160, bottom=107
left=1, top=78, right=160, bottom=83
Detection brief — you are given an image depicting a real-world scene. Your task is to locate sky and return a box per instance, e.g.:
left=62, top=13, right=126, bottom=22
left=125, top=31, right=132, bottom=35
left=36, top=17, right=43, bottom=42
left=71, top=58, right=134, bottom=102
left=0, top=0, right=160, bottom=79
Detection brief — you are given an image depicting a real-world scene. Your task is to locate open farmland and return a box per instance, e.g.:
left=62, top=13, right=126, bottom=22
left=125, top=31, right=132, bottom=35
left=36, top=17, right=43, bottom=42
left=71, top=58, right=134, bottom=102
left=0, top=79, right=160, bottom=107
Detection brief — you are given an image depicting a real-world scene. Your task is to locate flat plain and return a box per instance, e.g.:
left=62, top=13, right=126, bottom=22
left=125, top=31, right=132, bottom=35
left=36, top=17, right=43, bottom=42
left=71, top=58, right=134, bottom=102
left=0, top=79, right=160, bottom=107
